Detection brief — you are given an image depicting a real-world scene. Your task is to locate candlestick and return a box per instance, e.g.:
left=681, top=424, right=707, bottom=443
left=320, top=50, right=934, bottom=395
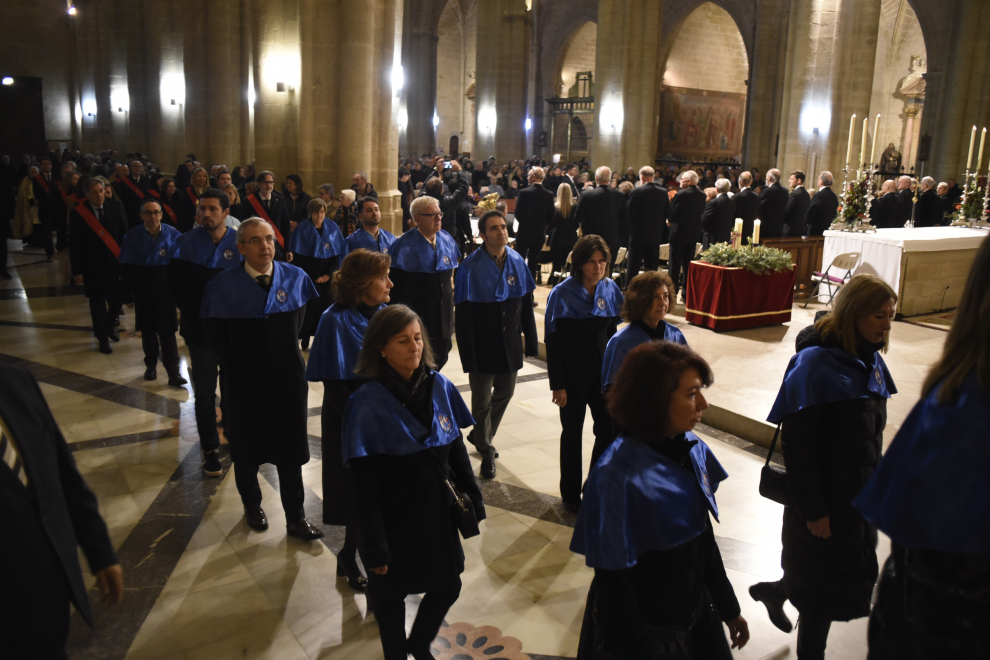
left=846, top=114, right=856, bottom=166
left=860, top=118, right=869, bottom=171
left=967, top=125, right=976, bottom=170
left=753, top=219, right=761, bottom=245
left=978, top=128, right=987, bottom=174
left=870, top=114, right=881, bottom=166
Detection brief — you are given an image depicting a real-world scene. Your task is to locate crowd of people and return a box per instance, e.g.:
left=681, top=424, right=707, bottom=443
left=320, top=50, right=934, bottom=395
left=2, top=145, right=988, bottom=660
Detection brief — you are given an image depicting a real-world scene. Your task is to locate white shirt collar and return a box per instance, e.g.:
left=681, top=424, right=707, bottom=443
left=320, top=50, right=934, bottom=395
left=740, top=186, right=750, bottom=192
left=244, top=261, right=274, bottom=279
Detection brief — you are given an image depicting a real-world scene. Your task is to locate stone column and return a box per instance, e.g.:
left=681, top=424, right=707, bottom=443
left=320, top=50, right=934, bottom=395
left=402, top=29, right=439, bottom=157
left=778, top=0, right=882, bottom=181
left=251, top=0, right=301, bottom=178
left=742, top=0, right=790, bottom=169
left=591, top=0, right=663, bottom=170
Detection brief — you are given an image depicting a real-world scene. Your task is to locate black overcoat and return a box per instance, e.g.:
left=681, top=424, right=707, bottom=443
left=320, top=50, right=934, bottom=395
left=626, top=181, right=669, bottom=246
left=291, top=252, right=339, bottom=338
left=668, top=185, right=707, bottom=247
left=389, top=267, right=454, bottom=367
left=69, top=202, right=126, bottom=298
left=700, top=193, right=736, bottom=248
left=121, top=261, right=178, bottom=333
left=455, top=294, right=539, bottom=374
left=758, top=182, right=789, bottom=238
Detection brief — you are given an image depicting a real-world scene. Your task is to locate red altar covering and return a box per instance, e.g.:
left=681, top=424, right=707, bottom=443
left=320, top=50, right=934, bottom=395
left=685, top=261, right=796, bottom=331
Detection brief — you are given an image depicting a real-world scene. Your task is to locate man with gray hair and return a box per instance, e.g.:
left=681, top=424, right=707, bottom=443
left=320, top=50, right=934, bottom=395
left=625, top=165, right=669, bottom=286
left=575, top=166, right=627, bottom=272
left=936, top=181, right=952, bottom=221
left=758, top=168, right=788, bottom=238
left=915, top=175, right=943, bottom=227
left=668, top=170, right=707, bottom=301
left=734, top=171, right=760, bottom=240
left=806, top=171, right=840, bottom=236
left=351, top=170, right=378, bottom=201
left=113, top=159, right=150, bottom=229
left=700, top=178, right=736, bottom=248
left=870, top=179, right=899, bottom=229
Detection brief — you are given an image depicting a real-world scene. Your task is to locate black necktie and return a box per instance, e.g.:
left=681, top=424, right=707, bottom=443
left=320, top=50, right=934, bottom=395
left=263, top=199, right=270, bottom=212
left=257, top=275, right=271, bottom=292
left=96, top=207, right=103, bottom=222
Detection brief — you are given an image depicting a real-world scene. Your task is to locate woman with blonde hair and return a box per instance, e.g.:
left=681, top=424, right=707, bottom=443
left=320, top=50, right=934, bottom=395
left=547, top=182, right=578, bottom=285
left=752, top=274, right=898, bottom=659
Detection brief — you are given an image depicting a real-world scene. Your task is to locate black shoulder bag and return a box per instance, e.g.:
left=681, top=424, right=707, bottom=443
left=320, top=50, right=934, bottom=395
left=428, top=450, right=480, bottom=539
left=758, top=424, right=790, bottom=506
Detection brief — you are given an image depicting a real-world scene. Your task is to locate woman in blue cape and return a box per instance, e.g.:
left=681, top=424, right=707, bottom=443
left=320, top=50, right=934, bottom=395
left=544, top=234, right=623, bottom=511
left=288, top=198, right=345, bottom=350
left=304, top=249, right=391, bottom=593
left=854, top=235, right=990, bottom=659
left=342, top=305, right=485, bottom=660
left=572, top=341, right=749, bottom=659
left=750, top=274, right=898, bottom=659
left=601, top=270, right=687, bottom=391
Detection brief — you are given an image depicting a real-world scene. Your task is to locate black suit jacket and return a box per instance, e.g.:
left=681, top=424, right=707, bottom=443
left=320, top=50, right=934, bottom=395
left=668, top=185, right=707, bottom=246
left=514, top=182, right=556, bottom=245
left=700, top=193, right=736, bottom=247
left=69, top=201, right=127, bottom=297
left=870, top=193, right=900, bottom=229
left=734, top=188, right=759, bottom=240
left=575, top=185, right=627, bottom=250
left=0, top=363, right=117, bottom=630
left=113, top=176, right=148, bottom=229
left=915, top=189, right=943, bottom=227
left=784, top=186, right=811, bottom=236
left=758, top=183, right=788, bottom=238
left=31, top=175, right=58, bottom=224
left=895, top=188, right=914, bottom=224
left=806, top=186, right=840, bottom=236
left=238, top=191, right=292, bottom=261
left=626, top=182, right=669, bottom=245
left=565, top=174, right=582, bottom=199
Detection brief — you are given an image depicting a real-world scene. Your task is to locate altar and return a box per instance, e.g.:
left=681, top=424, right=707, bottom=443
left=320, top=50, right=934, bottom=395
left=822, top=227, right=987, bottom=316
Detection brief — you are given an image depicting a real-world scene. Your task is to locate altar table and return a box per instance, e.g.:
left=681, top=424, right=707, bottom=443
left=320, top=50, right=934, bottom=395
left=822, top=227, right=987, bottom=316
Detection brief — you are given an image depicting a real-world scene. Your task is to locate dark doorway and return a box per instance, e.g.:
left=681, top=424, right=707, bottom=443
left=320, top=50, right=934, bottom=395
left=0, top=77, right=48, bottom=157
left=449, top=135, right=459, bottom=158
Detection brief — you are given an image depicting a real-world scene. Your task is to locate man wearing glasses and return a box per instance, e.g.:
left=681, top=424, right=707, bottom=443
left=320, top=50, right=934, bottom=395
left=236, top=169, right=292, bottom=262
left=119, top=197, right=186, bottom=385
left=200, top=219, right=323, bottom=541
left=387, top=195, right=459, bottom=369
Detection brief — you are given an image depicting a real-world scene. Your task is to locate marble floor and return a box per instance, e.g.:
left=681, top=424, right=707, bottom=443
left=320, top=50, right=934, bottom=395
left=2, top=241, right=945, bottom=659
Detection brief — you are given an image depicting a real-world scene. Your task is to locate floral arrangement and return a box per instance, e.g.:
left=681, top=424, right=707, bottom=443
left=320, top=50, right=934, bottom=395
left=698, top=242, right=794, bottom=275
left=833, top=175, right=871, bottom=227
left=955, top=175, right=987, bottom=221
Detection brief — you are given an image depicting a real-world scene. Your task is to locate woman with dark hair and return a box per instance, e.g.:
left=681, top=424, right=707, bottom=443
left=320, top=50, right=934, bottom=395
left=750, top=273, right=898, bottom=659
left=601, top=270, right=686, bottom=391
left=306, top=248, right=393, bottom=593
left=854, top=236, right=990, bottom=659
left=545, top=234, right=623, bottom=511
left=572, top=341, right=749, bottom=659
left=547, top=182, right=578, bottom=286
left=343, top=304, right=485, bottom=660
left=283, top=174, right=311, bottom=229
left=288, top=198, right=345, bottom=349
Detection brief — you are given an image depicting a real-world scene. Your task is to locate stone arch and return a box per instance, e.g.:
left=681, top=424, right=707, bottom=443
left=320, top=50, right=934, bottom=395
left=660, top=0, right=755, bottom=70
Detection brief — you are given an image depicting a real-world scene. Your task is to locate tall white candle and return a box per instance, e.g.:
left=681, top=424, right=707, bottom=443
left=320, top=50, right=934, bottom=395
left=967, top=125, right=977, bottom=170
left=977, top=128, right=987, bottom=174
left=846, top=114, right=856, bottom=165
left=860, top=118, right=869, bottom=168
left=870, top=114, right=881, bottom=166
left=753, top=219, right=761, bottom=245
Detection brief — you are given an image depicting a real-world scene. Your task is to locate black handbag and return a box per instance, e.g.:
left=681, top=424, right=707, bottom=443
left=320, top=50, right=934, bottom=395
left=759, top=424, right=790, bottom=506
left=429, top=451, right=480, bottom=539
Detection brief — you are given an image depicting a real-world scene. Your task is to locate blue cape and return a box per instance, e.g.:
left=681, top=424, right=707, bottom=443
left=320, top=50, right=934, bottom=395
left=389, top=228, right=459, bottom=273
left=570, top=434, right=728, bottom=570
left=767, top=345, right=897, bottom=423
left=544, top=276, right=624, bottom=336
left=119, top=223, right=181, bottom=266
left=601, top=321, right=688, bottom=388
left=341, top=373, right=474, bottom=465
left=170, top=225, right=243, bottom=269
left=288, top=218, right=345, bottom=259
left=305, top=303, right=386, bottom=381
left=344, top=226, right=397, bottom=256
left=200, top=261, right=318, bottom=319
left=454, top=245, right=535, bottom=304
left=854, top=372, right=990, bottom=555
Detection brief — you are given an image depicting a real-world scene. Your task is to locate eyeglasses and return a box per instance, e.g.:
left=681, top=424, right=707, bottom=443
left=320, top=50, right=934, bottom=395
left=416, top=212, right=443, bottom=219
left=258, top=179, right=274, bottom=185
left=141, top=210, right=163, bottom=216
left=240, top=236, right=276, bottom=246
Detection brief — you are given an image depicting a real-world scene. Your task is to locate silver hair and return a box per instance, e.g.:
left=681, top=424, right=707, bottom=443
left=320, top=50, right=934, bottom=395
left=738, top=171, right=752, bottom=186
left=819, top=171, right=833, bottom=186
left=639, top=166, right=655, bottom=178
left=339, top=189, right=356, bottom=204
left=682, top=170, right=699, bottom=185
left=921, top=176, right=935, bottom=189
left=767, top=169, right=781, bottom=184
left=937, top=181, right=948, bottom=192
left=898, top=175, right=912, bottom=186
left=409, top=195, right=439, bottom=217
left=318, top=183, right=334, bottom=194
left=715, top=178, right=731, bottom=193
left=595, top=166, right=612, bottom=184
left=236, top=218, right=272, bottom=243
left=529, top=167, right=545, bottom=181
left=354, top=170, right=368, bottom=181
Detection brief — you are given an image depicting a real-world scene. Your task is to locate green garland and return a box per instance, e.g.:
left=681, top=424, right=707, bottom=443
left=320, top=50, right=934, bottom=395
left=698, top=242, right=795, bottom=275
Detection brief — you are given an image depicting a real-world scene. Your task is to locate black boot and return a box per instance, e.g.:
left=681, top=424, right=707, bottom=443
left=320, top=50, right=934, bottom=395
left=336, top=540, right=368, bottom=592
left=750, top=580, right=793, bottom=633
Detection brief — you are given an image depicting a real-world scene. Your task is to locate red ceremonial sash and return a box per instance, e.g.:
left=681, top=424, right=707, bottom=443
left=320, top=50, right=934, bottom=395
left=120, top=176, right=145, bottom=199
left=60, top=189, right=79, bottom=207
left=34, top=174, right=51, bottom=194
left=74, top=203, right=121, bottom=258
left=147, top=190, right=178, bottom=225
left=186, top=187, right=199, bottom=205
left=247, top=195, right=285, bottom=247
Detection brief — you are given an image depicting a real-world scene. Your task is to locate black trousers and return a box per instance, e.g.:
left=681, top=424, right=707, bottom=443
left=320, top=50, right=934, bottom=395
left=368, top=573, right=462, bottom=660
left=233, top=460, right=306, bottom=521
left=185, top=340, right=222, bottom=454
left=32, top=218, right=54, bottom=257
left=625, top=239, right=660, bottom=288
left=87, top=290, right=122, bottom=343
left=558, top=378, right=614, bottom=504
left=517, top=240, right=546, bottom=281
left=141, top=329, right=179, bottom=371
left=466, top=371, right=517, bottom=459
left=668, top=241, right=696, bottom=296
left=797, top=615, right=832, bottom=660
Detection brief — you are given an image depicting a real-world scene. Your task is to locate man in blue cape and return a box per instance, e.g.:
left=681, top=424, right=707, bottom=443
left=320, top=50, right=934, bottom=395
left=344, top=197, right=396, bottom=256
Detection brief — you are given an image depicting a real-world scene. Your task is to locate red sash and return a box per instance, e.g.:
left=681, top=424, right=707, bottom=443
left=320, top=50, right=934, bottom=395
left=147, top=190, right=178, bottom=225
left=74, top=203, right=121, bottom=258
left=186, top=187, right=199, bottom=205
left=120, top=176, right=145, bottom=199
left=60, top=189, right=79, bottom=207
left=247, top=195, right=285, bottom=247
left=34, top=174, right=51, bottom=195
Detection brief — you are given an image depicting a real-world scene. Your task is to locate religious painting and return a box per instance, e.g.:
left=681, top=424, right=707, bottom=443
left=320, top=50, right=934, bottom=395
left=659, top=86, right=746, bottom=157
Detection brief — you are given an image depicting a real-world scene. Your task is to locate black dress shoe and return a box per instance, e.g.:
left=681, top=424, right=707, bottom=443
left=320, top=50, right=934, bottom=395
left=244, top=505, right=269, bottom=531
left=480, top=456, right=496, bottom=479
left=99, top=342, right=113, bottom=354
left=336, top=559, right=368, bottom=592
left=167, top=372, right=188, bottom=387
left=750, top=581, right=793, bottom=633
left=287, top=518, right=324, bottom=541
left=300, top=337, right=310, bottom=351
left=562, top=499, right=581, bottom=513
left=144, top=366, right=158, bottom=381
left=108, top=329, right=120, bottom=343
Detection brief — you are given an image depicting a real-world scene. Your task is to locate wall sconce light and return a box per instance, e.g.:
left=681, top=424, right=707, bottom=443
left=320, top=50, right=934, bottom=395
left=1, top=77, right=12, bottom=86
left=553, top=153, right=561, bottom=164
left=67, top=5, right=77, bottom=15
left=525, top=117, right=532, bottom=131
left=433, top=113, right=440, bottom=128
left=276, top=82, right=293, bottom=92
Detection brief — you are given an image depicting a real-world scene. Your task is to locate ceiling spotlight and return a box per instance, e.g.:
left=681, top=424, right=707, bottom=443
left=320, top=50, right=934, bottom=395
left=2, top=77, right=12, bottom=86
left=67, top=5, right=77, bottom=15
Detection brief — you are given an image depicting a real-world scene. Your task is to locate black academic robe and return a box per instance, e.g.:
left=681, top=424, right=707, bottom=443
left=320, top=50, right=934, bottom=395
left=112, top=176, right=148, bottom=229
left=389, top=269, right=454, bottom=369
left=291, top=253, right=339, bottom=338
left=121, top=262, right=178, bottom=334
left=456, top=294, right=539, bottom=375
left=69, top=202, right=126, bottom=298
